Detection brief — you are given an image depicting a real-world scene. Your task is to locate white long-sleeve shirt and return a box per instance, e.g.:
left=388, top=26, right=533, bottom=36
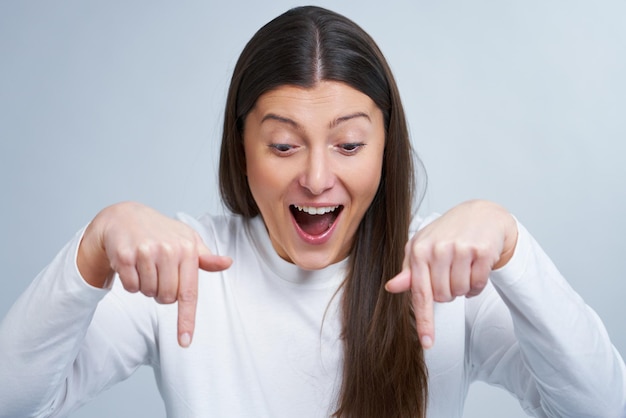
left=1, top=213, right=624, bottom=417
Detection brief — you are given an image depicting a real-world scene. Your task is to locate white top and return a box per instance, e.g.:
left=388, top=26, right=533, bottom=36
left=0, top=213, right=624, bottom=417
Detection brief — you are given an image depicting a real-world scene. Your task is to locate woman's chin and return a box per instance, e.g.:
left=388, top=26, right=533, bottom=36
left=290, top=251, right=342, bottom=271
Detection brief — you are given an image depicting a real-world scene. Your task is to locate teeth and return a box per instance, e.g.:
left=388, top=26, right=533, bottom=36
left=294, top=205, right=339, bottom=215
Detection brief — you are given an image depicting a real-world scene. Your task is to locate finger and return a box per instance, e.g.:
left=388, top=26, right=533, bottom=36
left=116, top=264, right=140, bottom=294
left=467, top=257, right=491, bottom=297
left=430, top=244, right=453, bottom=302
left=449, top=247, right=472, bottom=298
left=177, top=254, right=199, bottom=348
left=135, top=244, right=158, bottom=296
left=154, top=244, right=179, bottom=305
left=385, top=242, right=412, bottom=293
left=197, top=240, right=232, bottom=272
left=385, top=268, right=411, bottom=293
left=111, top=244, right=141, bottom=292
left=410, top=257, right=435, bottom=350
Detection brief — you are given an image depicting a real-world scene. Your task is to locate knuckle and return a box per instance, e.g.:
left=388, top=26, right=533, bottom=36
left=161, top=238, right=196, bottom=261
left=451, top=283, right=470, bottom=297
left=433, top=289, right=453, bottom=303
left=137, top=241, right=155, bottom=258
left=455, top=243, right=473, bottom=261
left=140, top=283, right=157, bottom=297
left=156, top=292, right=177, bottom=304
left=113, top=247, right=136, bottom=268
left=472, top=244, right=492, bottom=261
left=178, top=287, right=198, bottom=304
left=121, top=278, right=140, bottom=293
left=472, top=267, right=490, bottom=285
left=155, top=281, right=178, bottom=304
left=411, top=284, right=431, bottom=303
left=409, top=241, right=430, bottom=262
left=472, top=276, right=489, bottom=291
left=159, top=242, right=175, bottom=258
left=432, top=241, right=454, bottom=260
left=178, top=239, right=196, bottom=256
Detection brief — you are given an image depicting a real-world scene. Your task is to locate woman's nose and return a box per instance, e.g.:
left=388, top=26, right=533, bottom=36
left=299, top=148, right=335, bottom=195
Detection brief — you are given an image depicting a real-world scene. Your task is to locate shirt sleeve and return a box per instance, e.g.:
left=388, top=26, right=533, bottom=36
left=0, top=228, right=158, bottom=418
left=465, top=220, right=626, bottom=417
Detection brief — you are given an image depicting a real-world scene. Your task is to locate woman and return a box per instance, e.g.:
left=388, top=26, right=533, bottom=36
left=0, top=6, right=624, bottom=418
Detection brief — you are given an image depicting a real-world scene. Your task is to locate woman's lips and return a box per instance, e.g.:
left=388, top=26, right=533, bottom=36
left=290, top=205, right=343, bottom=245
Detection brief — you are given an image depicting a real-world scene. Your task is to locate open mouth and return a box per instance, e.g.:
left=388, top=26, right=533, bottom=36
left=290, top=204, right=343, bottom=237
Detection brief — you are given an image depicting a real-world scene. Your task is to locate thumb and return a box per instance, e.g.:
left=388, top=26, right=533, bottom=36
left=385, top=268, right=411, bottom=293
left=197, top=239, right=232, bottom=272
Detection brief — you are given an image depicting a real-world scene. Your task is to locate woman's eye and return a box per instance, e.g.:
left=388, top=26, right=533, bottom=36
left=339, top=143, right=365, bottom=154
left=269, top=143, right=295, bottom=154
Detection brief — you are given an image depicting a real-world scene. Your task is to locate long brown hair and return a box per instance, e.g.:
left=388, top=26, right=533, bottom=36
left=219, top=6, right=428, bottom=417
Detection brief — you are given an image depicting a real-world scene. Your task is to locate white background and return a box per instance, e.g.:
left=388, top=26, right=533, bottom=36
left=1, top=1, right=625, bottom=417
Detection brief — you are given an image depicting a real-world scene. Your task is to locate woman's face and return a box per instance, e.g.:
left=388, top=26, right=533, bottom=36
left=243, top=81, right=385, bottom=270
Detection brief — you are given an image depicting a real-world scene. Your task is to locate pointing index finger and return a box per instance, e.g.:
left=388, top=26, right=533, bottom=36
left=177, top=254, right=199, bottom=348
left=410, top=257, right=435, bottom=349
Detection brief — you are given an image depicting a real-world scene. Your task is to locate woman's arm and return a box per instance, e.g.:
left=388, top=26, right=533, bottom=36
left=0, top=228, right=151, bottom=417
left=0, top=202, right=231, bottom=416
left=386, top=199, right=626, bottom=416
left=467, top=222, right=626, bottom=416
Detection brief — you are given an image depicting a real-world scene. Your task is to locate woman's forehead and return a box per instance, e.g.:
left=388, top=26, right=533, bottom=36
left=250, top=81, right=381, bottom=127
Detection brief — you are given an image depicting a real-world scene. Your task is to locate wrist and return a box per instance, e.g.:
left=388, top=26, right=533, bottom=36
left=77, top=215, right=114, bottom=288
left=493, top=212, right=518, bottom=269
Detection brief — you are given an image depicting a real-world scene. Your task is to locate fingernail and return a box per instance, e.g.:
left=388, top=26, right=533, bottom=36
left=421, top=335, right=433, bottom=349
left=180, top=332, right=192, bottom=348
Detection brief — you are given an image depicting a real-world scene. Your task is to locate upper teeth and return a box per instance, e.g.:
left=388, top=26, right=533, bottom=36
left=294, top=205, right=339, bottom=215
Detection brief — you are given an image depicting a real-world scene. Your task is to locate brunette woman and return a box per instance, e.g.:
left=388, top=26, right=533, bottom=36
left=1, top=6, right=624, bottom=418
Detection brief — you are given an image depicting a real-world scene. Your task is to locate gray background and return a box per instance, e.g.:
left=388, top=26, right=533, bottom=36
left=1, top=1, right=625, bottom=417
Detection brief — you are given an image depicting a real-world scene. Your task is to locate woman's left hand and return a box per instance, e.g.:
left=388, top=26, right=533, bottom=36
left=385, top=199, right=518, bottom=349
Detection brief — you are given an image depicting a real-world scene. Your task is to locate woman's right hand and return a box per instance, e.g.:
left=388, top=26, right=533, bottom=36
left=77, top=201, right=232, bottom=347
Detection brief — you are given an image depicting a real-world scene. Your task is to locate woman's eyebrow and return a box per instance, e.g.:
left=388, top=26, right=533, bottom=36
left=261, top=113, right=301, bottom=130
left=330, top=112, right=370, bottom=128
